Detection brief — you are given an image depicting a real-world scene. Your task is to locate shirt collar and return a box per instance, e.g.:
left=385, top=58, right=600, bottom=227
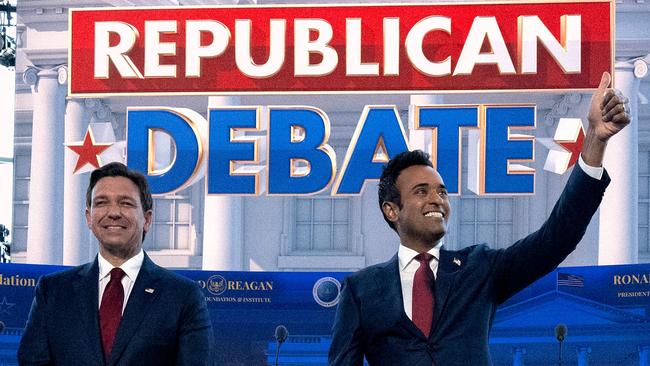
left=398, top=241, right=442, bottom=272
left=98, top=249, right=145, bottom=282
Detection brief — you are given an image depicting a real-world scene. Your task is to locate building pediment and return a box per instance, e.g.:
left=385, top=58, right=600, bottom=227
left=495, top=290, right=650, bottom=329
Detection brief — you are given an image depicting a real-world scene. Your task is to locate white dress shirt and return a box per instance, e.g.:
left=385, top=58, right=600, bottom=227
left=577, top=155, right=603, bottom=180
left=397, top=157, right=602, bottom=321
left=98, top=250, right=144, bottom=314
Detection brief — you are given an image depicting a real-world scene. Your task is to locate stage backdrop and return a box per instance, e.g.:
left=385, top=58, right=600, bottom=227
left=9, top=0, right=648, bottom=275
left=4, top=0, right=650, bottom=365
left=1, top=262, right=650, bottom=365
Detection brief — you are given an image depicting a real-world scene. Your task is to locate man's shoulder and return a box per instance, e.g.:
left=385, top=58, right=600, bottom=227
left=440, top=243, right=501, bottom=268
left=32, top=262, right=95, bottom=296
left=144, top=259, right=199, bottom=290
left=443, top=243, right=492, bottom=256
left=345, top=256, right=396, bottom=283
left=40, top=262, right=94, bottom=282
left=158, top=267, right=197, bottom=286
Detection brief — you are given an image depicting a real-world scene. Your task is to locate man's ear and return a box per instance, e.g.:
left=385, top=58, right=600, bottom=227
left=382, top=201, right=399, bottom=224
left=143, top=210, right=153, bottom=232
left=85, top=208, right=92, bottom=229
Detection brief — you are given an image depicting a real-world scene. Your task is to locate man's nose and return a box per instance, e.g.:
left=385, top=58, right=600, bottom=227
left=429, top=190, right=443, bottom=204
left=106, top=204, right=122, bottom=218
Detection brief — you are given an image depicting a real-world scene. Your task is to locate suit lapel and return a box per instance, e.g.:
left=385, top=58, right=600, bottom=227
left=431, top=249, right=464, bottom=334
left=375, top=255, right=425, bottom=340
left=72, top=259, right=105, bottom=365
left=108, top=254, right=162, bottom=366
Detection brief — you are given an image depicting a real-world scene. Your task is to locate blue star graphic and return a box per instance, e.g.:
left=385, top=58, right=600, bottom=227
left=0, top=297, right=15, bottom=316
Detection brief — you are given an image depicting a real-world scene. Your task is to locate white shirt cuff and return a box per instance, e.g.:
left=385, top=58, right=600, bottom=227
left=578, top=155, right=604, bottom=180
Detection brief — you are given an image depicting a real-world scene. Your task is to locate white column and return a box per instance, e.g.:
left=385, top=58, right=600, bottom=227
left=202, top=196, right=244, bottom=270
left=202, top=96, right=244, bottom=270
left=598, top=57, right=648, bottom=264
left=512, top=347, right=526, bottom=366
left=640, top=345, right=650, bottom=366
left=576, top=346, right=591, bottom=366
left=24, top=66, right=67, bottom=264
left=62, top=98, right=92, bottom=265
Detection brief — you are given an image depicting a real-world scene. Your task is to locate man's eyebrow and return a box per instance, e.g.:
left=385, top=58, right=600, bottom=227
left=92, top=194, right=137, bottom=202
left=92, top=194, right=107, bottom=202
left=410, top=183, right=429, bottom=191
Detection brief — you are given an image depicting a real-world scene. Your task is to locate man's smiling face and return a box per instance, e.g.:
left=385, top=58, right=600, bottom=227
left=390, top=165, right=450, bottom=251
left=86, top=176, right=152, bottom=258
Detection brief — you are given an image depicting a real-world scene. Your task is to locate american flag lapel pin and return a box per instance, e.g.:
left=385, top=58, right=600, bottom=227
left=145, top=288, right=155, bottom=294
left=453, top=258, right=462, bottom=267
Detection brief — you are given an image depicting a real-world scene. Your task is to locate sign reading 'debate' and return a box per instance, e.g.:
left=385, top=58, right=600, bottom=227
left=66, top=2, right=612, bottom=196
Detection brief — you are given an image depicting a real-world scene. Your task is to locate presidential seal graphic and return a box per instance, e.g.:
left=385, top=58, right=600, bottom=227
left=207, top=275, right=227, bottom=296
left=313, top=277, right=341, bottom=308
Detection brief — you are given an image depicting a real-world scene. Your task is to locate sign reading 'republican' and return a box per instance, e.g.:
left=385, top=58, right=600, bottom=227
left=69, top=1, right=613, bottom=96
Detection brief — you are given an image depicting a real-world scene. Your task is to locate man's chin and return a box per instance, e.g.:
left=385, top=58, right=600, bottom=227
left=97, top=237, right=133, bottom=250
left=99, top=241, right=141, bottom=258
left=428, top=230, right=446, bottom=244
left=99, top=240, right=126, bottom=250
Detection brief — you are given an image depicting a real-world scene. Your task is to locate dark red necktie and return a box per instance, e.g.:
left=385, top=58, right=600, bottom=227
left=99, top=267, right=125, bottom=360
left=412, top=253, right=435, bottom=337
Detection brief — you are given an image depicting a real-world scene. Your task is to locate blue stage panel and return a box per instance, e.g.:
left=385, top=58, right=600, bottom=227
left=2, top=263, right=650, bottom=365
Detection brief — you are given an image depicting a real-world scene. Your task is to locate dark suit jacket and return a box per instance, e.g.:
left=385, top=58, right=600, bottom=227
left=18, top=252, right=215, bottom=366
left=329, top=165, right=610, bottom=366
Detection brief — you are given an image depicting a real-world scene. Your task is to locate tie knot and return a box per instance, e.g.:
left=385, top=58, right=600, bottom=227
left=415, top=252, right=434, bottom=265
left=109, top=268, right=125, bottom=281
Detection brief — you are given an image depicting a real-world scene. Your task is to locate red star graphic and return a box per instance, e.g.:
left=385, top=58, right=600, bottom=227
left=66, top=128, right=113, bottom=173
left=555, top=125, right=585, bottom=169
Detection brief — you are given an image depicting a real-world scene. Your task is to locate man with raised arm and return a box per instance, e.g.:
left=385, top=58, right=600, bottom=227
left=329, top=72, right=630, bottom=365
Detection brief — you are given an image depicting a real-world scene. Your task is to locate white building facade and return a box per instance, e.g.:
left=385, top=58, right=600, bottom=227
left=9, top=0, right=650, bottom=271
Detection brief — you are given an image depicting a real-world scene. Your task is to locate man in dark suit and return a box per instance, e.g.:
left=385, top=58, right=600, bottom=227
left=18, top=162, right=214, bottom=365
left=328, top=72, right=631, bottom=365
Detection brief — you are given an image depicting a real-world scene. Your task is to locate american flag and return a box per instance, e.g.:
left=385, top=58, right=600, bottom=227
left=557, top=273, right=584, bottom=287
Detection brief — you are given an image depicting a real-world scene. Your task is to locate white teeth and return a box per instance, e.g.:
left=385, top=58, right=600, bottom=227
left=424, top=212, right=443, bottom=218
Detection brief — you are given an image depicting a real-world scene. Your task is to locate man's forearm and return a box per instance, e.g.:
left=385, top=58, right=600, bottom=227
left=581, top=130, right=608, bottom=167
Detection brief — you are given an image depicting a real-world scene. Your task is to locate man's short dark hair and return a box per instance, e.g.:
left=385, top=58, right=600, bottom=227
left=86, top=162, right=153, bottom=212
left=86, top=163, right=154, bottom=241
left=378, top=150, right=433, bottom=231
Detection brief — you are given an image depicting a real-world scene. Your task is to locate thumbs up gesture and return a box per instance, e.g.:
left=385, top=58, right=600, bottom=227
left=587, top=72, right=631, bottom=142
left=581, top=72, right=631, bottom=166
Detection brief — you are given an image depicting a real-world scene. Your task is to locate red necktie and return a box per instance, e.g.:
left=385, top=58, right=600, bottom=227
left=99, top=267, right=125, bottom=360
left=412, top=253, right=435, bottom=337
